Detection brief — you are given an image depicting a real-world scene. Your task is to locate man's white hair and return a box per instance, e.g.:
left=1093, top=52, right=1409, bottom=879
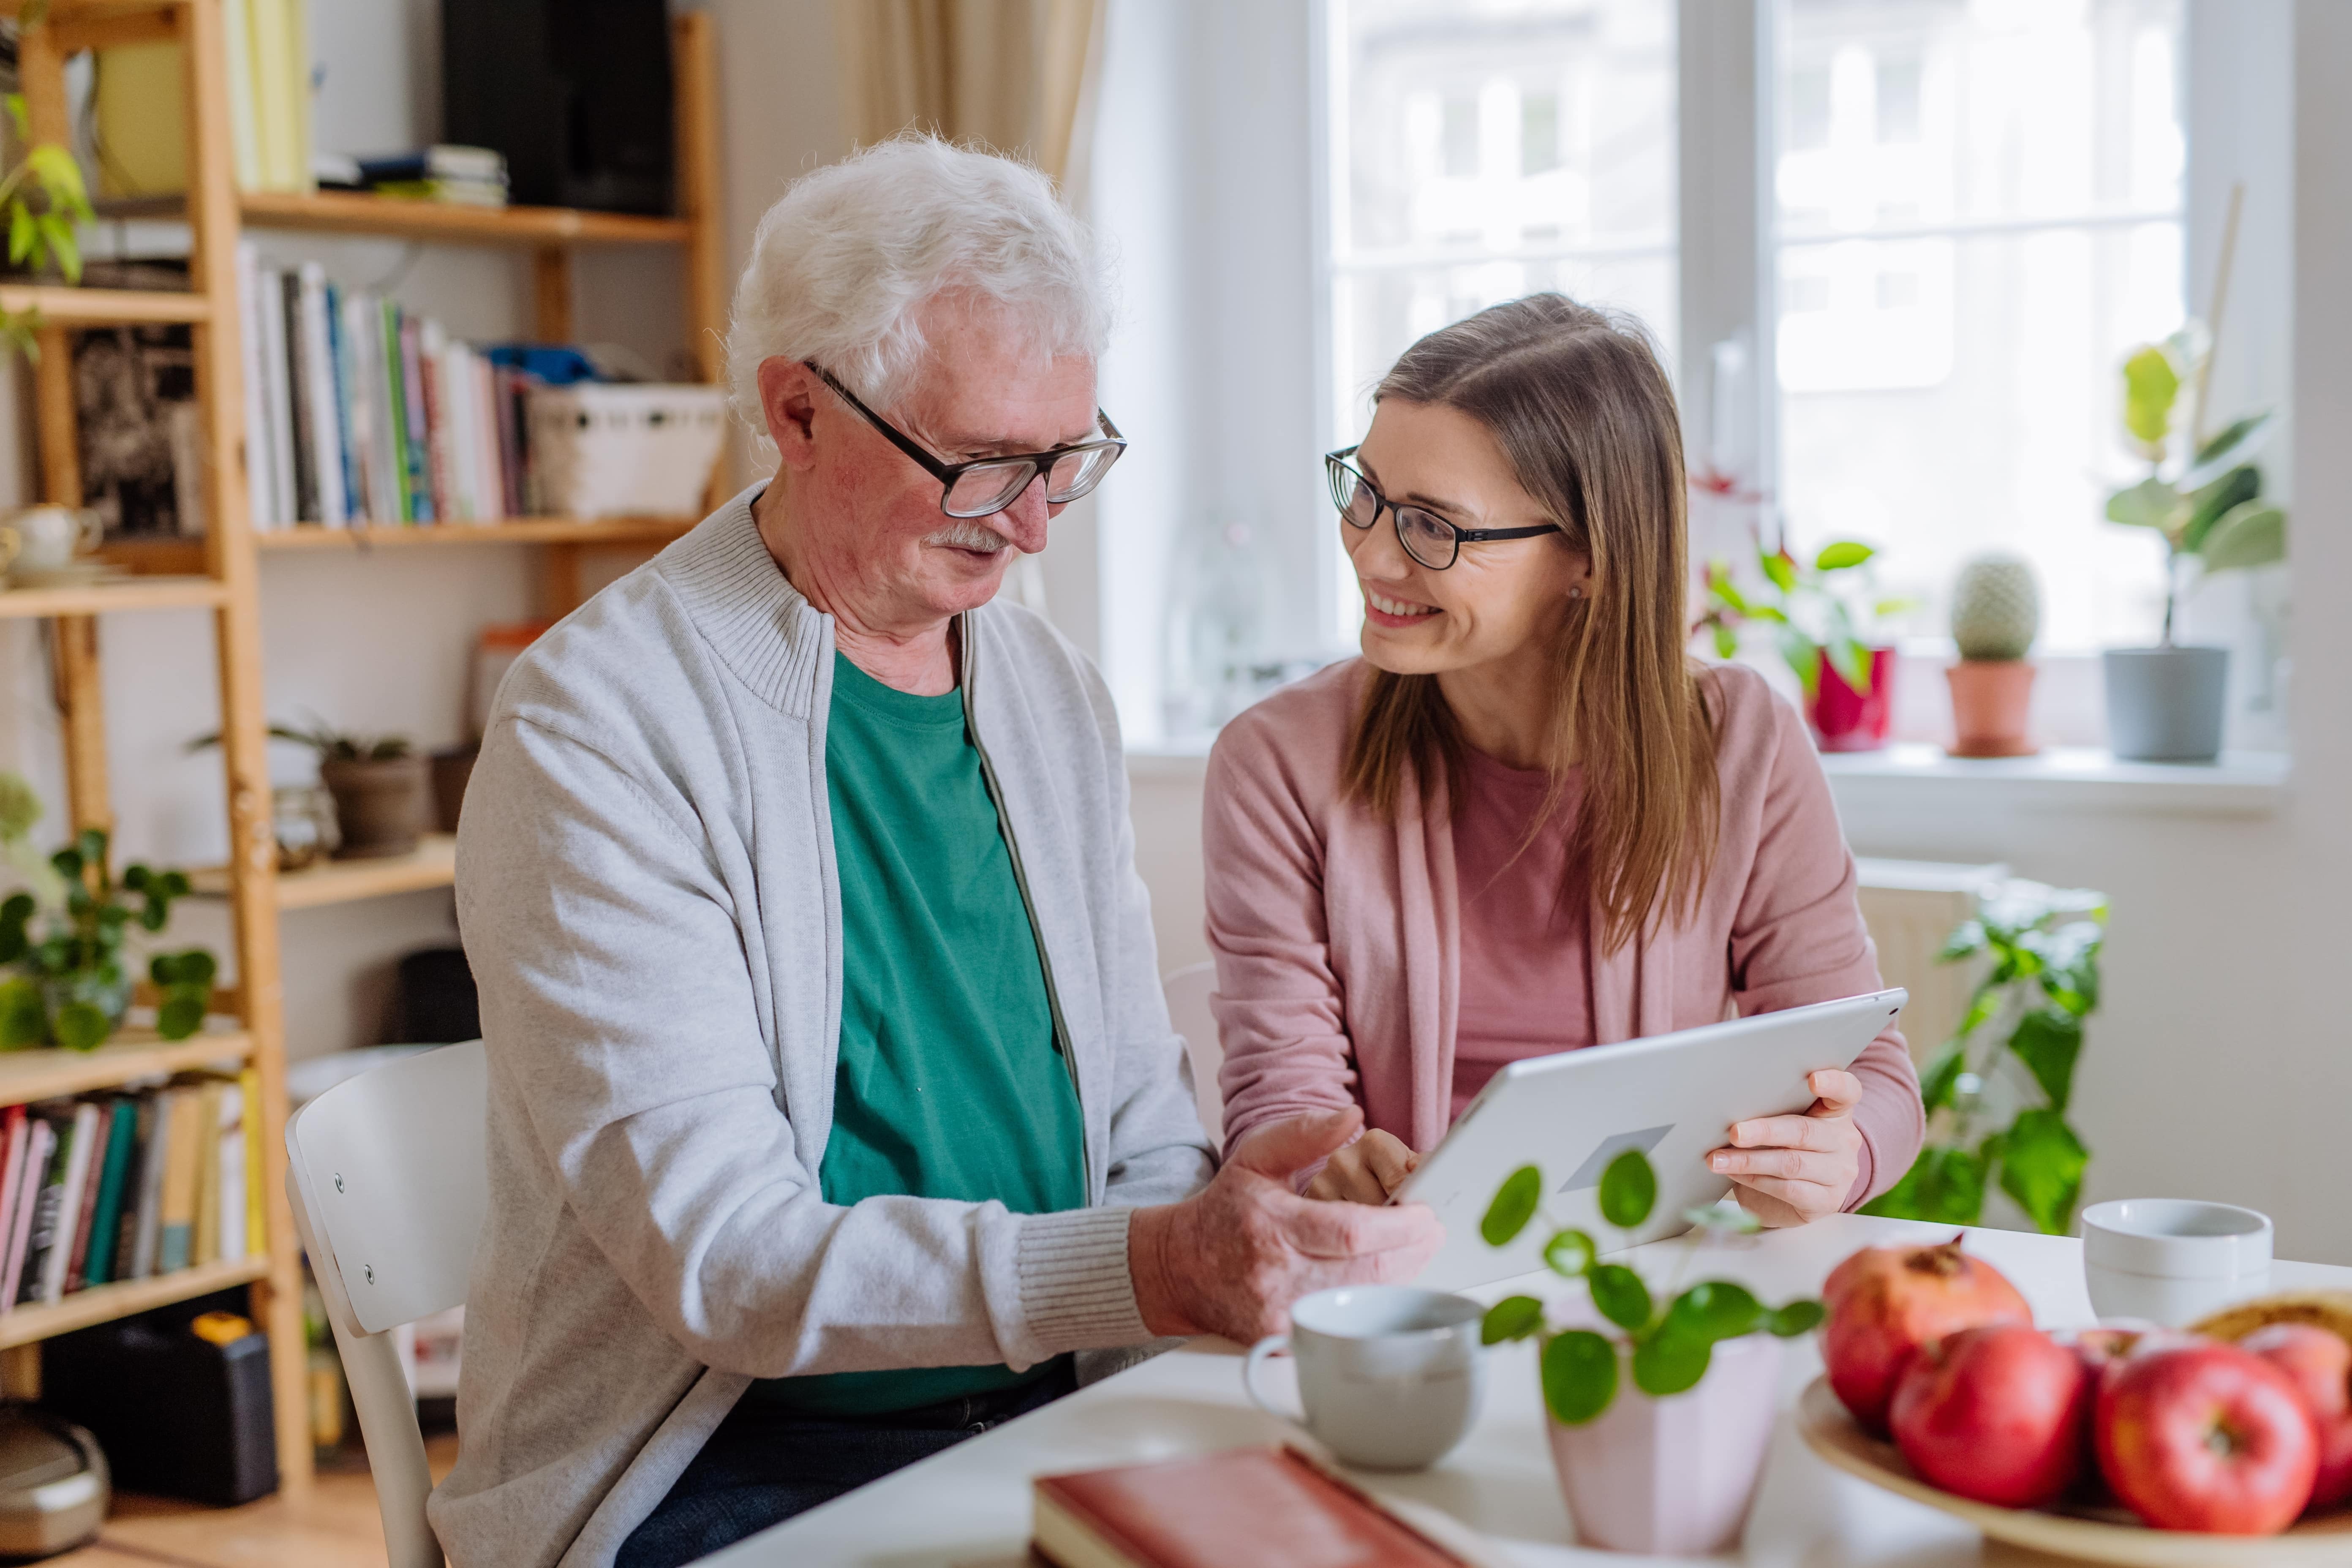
left=725, top=136, right=1110, bottom=431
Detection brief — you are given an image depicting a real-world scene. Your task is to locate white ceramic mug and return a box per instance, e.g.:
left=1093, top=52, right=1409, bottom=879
left=6, top=505, right=101, bottom=574
left=2081, top=1198, right=2273, bottom=1327
left=1243, top=1285, right=1485, bottom=1471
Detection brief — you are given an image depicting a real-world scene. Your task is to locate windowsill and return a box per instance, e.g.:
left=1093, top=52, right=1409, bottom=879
left=1127, top=740, right=2292, bottom=816
left=1819, top=744, right=2290, bottom=817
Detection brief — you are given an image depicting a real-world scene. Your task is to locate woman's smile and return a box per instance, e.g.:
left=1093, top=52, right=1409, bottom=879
left=1364, top=587, right=1440, bottom=626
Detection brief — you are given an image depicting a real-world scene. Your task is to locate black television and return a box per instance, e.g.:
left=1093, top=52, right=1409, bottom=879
left=440, top=0, right=675, bottom=216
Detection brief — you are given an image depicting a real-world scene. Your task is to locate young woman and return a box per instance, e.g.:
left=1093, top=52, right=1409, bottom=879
left=1204, top=295, right=1922, bottom=1225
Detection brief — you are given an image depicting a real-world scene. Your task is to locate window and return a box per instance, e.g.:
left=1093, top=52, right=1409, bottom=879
left=1772, top=0, right=2187, bottom=653
left=1326, top=0, right=1677, bottom=644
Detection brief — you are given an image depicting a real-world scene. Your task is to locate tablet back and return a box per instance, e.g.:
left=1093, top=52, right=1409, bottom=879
left=1397, top=990, right=1906, bottom=1291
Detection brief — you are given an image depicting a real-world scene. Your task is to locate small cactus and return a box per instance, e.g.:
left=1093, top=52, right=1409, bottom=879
left=1950, top=553, right=2039, bottom=662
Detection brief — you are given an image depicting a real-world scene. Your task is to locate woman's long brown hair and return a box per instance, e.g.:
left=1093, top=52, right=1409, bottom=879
left=1341, top=294, right=1718, bottom=954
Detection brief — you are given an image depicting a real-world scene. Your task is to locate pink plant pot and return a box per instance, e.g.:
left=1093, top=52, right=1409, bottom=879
left=1806, top=647, right=1896, bottom=752
left=1543, top=1333, right=1783, bottom=1555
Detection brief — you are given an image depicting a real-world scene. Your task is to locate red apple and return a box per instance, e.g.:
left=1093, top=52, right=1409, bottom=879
left=2243, top=1323, right=2352, bottom=1511
left=1890, top=1325, right=2093, bottom=1507
left=1823, top=1236, right=2034, bottom=1433
left=2096, top=1342, right=2320, bottom=1534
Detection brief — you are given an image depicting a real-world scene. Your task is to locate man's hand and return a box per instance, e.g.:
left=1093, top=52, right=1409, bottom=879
left=1304, top=1126, right=1419, bottom=1205
left=1129, top=1108, right=1444, bottom=1342
left=1708, top=1069, right=1865, bottom=1228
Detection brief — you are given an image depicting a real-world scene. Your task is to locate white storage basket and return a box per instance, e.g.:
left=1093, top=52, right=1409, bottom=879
left=526, top=383, right=728, bottom=519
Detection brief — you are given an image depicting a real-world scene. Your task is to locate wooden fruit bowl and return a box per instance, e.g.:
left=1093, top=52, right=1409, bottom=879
left=1796, top=1377, right=2352, bottom=1566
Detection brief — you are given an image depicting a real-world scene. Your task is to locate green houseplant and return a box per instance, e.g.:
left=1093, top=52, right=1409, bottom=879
left=1693, top=541, right=1912, bottom=751
left=1478, top=1148, right=1824, bottom=1552
left=2100, top=330, right=2286, bottom=761
left=197, top=717, right=427, bottom=860
left=0, top=773, right=215, bottom=1050
left=1862, top=878, right=2107, bottom=1236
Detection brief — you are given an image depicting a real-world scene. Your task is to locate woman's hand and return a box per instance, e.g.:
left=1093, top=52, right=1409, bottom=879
left=1304, top=1126, right=1420, bottom=1205
left=1708, top=1069, right=1864, bottom=1228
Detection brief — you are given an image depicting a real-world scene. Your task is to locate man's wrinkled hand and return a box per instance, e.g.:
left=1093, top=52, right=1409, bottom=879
left=1129, top=1108, right=1444, bottom=1342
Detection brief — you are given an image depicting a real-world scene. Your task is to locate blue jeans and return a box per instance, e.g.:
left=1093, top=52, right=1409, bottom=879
left=615, top=1361, right=1078, bottom=1568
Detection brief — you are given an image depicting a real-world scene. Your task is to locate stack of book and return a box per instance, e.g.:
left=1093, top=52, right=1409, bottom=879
left=0, top=1071, right=262, bottom=1313
left=236, top=243, right=535, bottom=530
left=344, top=147, right=511, bottom=210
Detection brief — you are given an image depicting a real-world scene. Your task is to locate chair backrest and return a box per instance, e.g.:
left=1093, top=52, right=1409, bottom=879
left=1162, top=962, right=1223, bottom=1152
left=287, top=1039, right=489, bottom=1338
left=283, top=1039, right=488, bottom=1568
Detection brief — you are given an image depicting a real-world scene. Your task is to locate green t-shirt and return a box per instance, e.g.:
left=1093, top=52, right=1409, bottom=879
left=749, top=653, right=1087, bottom=1416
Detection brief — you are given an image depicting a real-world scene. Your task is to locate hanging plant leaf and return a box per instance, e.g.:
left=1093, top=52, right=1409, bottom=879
left=1918, top=1044, right=1966, bottom=1113
left=1541, top=1330, right=1618, bottom=1425
left=1761, top=551, right=1797, bottom=593
left=2177, top=410, right=2276, bottom=493
left=156, top=990, right=206, bottom=1041
left=1598, top=1148, right=1657, bottom=1230
left=1665, top=1280, right=1763, bottom=1343
left=1589, top=1264, right=1652, bottom=1331
left=1481, top=1295, right=1546, bottom=1345
left=1996, top=1108, right=2088, bottom=1236
left=2120, top=344, right=2181, bottom=449
left=1936, top=919, right=1988, bottom=962
left=53, top=1000, right=109, bottom=1052
left=2180, top=464, right=2260, bottom=553
left=1859, top=1144, right=1987, bottom=1227
left=0, top=979, right=43, bottom=1048
left=1542, top=1228, right=1597, bottom=1279
left=1481, top=1164, right=1543, bottom=1247
left=1767, top=1300, right=1827, bottom=1337
left=1631, top=1325, right=1712, bottom=1397
left=2198, top=501, right=2286, bottom=573
left=1815, top=541, right=1875, bottom=571
left=2008, top=1007, right=2083, bottom=1112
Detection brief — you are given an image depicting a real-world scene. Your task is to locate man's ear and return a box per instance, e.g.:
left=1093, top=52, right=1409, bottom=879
left=760, top=359, right=822, bottom=470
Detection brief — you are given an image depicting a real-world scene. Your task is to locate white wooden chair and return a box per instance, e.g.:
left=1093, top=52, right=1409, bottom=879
left=284, top=1040, right=488, bottom=1568
left=1162, top=962, right=1223, bottom=1152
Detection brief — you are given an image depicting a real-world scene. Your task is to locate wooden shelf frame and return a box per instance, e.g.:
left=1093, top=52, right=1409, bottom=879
left=0, top=0, right=730, bottom=1497
left=192, top=835, right=456, bottom=910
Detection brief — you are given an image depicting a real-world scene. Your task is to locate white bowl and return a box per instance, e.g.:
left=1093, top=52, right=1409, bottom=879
left=2080, top=1198, right=2272, bottom=1326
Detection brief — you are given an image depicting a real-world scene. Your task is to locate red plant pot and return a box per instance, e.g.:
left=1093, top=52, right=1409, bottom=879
left=1808, top=647, right=1896, bottom=752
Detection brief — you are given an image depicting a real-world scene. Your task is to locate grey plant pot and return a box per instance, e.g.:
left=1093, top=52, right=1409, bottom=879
left=2103, top=646, right=2229, bottom=762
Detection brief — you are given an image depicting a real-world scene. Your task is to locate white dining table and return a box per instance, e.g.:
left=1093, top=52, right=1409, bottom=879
left=706, top=1213, right=2352, bottom=1566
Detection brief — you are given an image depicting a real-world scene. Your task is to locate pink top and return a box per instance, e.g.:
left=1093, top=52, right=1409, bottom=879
left=1449, top=747, right=1592, bottom=1118
left=1202, top=659, right=1922, bottom=1209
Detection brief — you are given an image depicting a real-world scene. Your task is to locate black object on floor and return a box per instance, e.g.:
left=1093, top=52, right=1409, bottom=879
left=389, top=946, right=480, bottom=1045
left=41, top=1292, right=275, bottom=1507
left=442, top=0, right=675, bottom=215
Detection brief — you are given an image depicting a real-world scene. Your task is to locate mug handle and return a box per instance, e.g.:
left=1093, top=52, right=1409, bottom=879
left=74, top=509, right=103, bottom=552
left=1242, top=1333, right=1298, bottom=1423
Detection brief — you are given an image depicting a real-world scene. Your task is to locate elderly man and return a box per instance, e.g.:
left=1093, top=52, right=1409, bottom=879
left=430, top=138, right=1442, bottom=1568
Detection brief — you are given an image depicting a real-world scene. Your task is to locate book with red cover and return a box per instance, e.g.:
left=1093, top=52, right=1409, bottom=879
left=1032, top=1446, right=1471, bottom=1568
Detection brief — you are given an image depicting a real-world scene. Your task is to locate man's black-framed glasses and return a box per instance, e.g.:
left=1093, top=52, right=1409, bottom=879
left=1326, top=447, right=1557, bottom=571
left=811, top=363, right=1127, bottom=519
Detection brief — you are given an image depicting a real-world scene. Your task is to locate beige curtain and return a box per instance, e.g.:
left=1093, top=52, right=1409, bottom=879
left=835, top=0, right=1104, bottom=188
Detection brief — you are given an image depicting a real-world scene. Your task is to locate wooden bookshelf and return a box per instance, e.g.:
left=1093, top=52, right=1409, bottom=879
left=0, top=1028, right=254, bottom=1105
left=253, top=517, right=700, bottom=551
left=0, top=576, right=225, bottom=617
left=0, top=283, right=207, bottom=324
left=240, top=190, right=694, bottom=247
left=192, top=835, right=456, bottom=910
left=0, top=1256, right=271, bottom=1350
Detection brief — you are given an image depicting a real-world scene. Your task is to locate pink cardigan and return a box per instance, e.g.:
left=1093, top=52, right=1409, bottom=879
left=1202, top=659, right=1923, bottom=1206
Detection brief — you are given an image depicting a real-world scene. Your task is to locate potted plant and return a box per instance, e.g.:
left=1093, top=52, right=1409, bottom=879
left=1694, top=541, right=1911, bottom=751
left=2101, top=333, right=2287, bottom=762
left=0, top=773, right=215, bottom=1050
left=1945, top=553, right=2040, bottom=757
left=201, top=718, right=427, bottom=860
left=1862, top=878, right=2107, bottom=1235
left=1478, top=1148, right=1824, bottom=1554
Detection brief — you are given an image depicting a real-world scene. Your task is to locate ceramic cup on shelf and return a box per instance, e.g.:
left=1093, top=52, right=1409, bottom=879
left=2080, top=1198, right=2273, bottom=1327
left=4, top=504, right=103, bottom=577
left=1242, top=1285, right=1485, bottom=1471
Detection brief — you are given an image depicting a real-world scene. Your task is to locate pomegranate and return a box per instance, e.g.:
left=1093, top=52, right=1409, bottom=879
left=1822, top=1235, right=2033, bottom=1433
left=2097, top=1341, right=2320, bottom=1535
left=1890, top=1325, right=2093, bottom=1508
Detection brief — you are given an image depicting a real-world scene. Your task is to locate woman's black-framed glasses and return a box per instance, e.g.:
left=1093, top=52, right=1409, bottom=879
left=811, top=363, right=1127, bottom=519
left=1325, top=447, right=1556, bottom=570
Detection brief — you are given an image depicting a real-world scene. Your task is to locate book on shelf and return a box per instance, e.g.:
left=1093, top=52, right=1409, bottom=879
left=80, top=1098, right=140, bottom=1291
left=61, top=1099, right=114, bottom=1295
left=157, top=1086, right=205, bottom=1275
left=239, top=242, right=548, bottom=531
left=1031, top=1446, right=1478, bottom=1568
left=91, top=0, right=310, bottom=196
left=1, top=1117, right=51, bottom=1309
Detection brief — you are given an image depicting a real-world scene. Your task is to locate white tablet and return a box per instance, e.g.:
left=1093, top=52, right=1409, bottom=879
left=1394, top=989, right=1908, bottom=1290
